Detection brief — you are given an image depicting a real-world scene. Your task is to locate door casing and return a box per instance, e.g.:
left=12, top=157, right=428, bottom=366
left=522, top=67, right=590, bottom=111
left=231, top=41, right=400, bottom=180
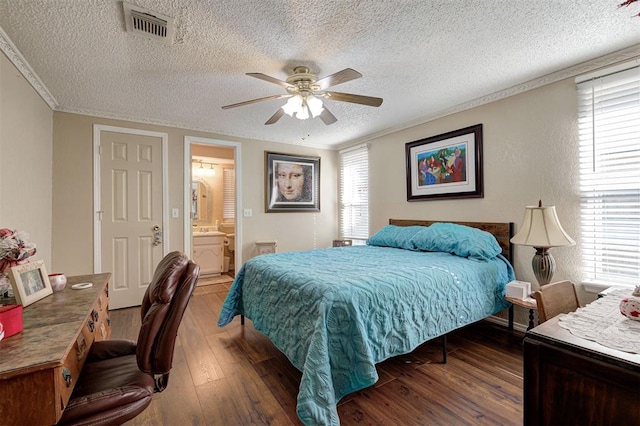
left=183, top=136, right=242, bottom=270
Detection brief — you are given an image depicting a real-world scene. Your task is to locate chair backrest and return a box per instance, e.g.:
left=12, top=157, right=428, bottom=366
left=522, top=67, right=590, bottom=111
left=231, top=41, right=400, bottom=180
left=533, top=280, right=580, bottom=323
left=136, top=251, right=199, bottom=390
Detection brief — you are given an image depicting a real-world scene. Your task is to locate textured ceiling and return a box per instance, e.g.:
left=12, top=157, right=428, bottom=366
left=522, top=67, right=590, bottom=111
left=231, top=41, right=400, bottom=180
left=0, top=0, right=639, bottom=149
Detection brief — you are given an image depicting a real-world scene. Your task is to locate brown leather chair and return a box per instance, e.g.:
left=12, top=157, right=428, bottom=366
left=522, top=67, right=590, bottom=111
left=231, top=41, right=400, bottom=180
left=533, top=280, right=580, bottom=323
left=58, top=251, right=200, bottom=425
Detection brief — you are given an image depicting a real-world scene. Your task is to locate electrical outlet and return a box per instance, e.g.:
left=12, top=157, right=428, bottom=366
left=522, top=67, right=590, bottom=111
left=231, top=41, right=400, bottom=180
left=243, top=208, right=252, bottom=217
left=172, top=208, right=179, bottom=218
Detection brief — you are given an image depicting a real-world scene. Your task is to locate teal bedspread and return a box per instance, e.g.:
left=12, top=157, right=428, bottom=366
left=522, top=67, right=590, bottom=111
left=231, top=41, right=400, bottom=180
left=217, top=246, right=514, bottom=425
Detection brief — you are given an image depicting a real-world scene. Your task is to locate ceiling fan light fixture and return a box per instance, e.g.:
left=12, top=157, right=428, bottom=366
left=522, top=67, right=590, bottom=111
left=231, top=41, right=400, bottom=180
left=281, top=94, right=322, bottom=120
left=296, top=104, right=310, bottom=120
left=222, top=67, right=382, bottom=125
left=282, top=95, right=303, bottom=117
left=307, top=95, right=324, bottom=118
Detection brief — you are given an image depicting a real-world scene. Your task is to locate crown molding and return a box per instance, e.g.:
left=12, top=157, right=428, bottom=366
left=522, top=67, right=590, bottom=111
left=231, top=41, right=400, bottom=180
left=337, top=44, right=640, bottom=151
left=55, top=104, right=329, bottom=150
left=0, top=26, right=57, bottom=109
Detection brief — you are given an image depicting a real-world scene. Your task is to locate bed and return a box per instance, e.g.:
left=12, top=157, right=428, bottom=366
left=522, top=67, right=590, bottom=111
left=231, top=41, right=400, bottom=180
left=217, top=220, right=515, bottom=425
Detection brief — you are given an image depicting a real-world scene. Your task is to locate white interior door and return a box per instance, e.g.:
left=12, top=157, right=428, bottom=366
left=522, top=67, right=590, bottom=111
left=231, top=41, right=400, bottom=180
left=99, top=129, right=164, bottom=309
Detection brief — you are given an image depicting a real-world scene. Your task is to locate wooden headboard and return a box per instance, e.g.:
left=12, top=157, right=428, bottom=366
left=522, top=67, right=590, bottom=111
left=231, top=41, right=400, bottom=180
left=389, top=219, right=514, bottom=263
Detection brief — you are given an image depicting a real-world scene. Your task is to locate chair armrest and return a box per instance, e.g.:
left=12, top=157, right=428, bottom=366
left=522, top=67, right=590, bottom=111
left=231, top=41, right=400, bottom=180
left=86, top=339, right=137, bottom=362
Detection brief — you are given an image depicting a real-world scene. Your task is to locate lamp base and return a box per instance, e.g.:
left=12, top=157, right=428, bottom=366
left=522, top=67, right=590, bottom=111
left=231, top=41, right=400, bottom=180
left=532, top=247, right=556, bottom=288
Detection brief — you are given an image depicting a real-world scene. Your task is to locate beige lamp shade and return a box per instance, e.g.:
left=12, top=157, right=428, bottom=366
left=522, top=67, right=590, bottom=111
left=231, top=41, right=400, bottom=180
left=511, top=202, right=575, bottom=248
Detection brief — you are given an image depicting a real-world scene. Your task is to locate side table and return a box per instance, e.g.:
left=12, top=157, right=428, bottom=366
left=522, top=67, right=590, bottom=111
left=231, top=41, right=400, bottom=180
left=504, top=296, right=538, bottom=331
left=333, top=239, right=353, bottom=247
left=255, top=240, right=277, bottom=255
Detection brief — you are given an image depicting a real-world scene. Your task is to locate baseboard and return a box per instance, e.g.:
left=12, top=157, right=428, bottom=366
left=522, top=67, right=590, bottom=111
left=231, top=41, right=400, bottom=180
left=487, top=315, right=529, bottom=333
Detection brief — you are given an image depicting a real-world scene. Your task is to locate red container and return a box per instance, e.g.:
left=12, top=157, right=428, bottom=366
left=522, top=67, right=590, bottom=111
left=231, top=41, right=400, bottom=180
left=0, top=304, right=23, bottom=339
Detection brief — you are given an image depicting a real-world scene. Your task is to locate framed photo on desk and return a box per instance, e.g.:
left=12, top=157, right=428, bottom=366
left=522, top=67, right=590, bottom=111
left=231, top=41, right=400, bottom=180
left=8, top=260, right=53, bottom=307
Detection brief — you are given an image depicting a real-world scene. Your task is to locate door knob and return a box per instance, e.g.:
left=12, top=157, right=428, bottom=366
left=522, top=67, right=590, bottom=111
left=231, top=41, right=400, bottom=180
left=152, top=226, right=162, bottom=246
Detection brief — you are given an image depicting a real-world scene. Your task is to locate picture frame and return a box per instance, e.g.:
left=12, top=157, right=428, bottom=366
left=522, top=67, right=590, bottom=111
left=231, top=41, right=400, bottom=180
left=8, top=260, right=53, bottom=307
left=405, top=124, right=483, bottom=201
left=265, top=151, right=320, bottom=212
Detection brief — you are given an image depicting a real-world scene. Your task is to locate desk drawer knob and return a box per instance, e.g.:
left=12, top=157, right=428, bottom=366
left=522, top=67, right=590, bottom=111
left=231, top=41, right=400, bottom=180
left=92, top=309, right=99, bottom=322
left=62, top=368, right=72, bottom=387
left=87, top=320, right=95, bottom=332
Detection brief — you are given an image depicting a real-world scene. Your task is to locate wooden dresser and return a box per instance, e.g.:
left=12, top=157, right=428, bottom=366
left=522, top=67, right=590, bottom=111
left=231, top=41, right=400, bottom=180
left=523, top=315, right=640, bottom=425
left=0, top=273, right=111, bottom=425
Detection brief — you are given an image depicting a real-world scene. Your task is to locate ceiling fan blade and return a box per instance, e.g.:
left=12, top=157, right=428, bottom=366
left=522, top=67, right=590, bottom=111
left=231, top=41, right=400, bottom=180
left=316, top=68, right=362, bottom=90
left=319, top=107, right=337, bottom=125
left=247, top=73, right=294, bottom=89
left=265, top=108, right=285, bottom=125
left=221, top=94, right=290, bottom=110
left=324, top=91, right=383, bottom=107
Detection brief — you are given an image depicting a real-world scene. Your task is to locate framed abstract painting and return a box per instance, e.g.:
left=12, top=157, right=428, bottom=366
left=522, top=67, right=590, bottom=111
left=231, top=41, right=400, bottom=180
left=405, top=124, right=483, bottom=201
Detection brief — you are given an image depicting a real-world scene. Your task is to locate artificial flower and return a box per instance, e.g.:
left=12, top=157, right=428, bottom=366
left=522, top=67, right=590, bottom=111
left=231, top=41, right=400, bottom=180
left=0, top=228, right=37, bottom=274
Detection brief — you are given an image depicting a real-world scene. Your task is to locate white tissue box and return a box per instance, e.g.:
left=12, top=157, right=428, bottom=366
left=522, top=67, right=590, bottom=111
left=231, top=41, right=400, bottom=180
left=506, top=280, right=531, bottom=299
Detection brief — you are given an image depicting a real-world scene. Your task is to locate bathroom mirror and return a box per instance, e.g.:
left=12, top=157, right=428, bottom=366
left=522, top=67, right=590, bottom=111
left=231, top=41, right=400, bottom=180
left=191, top=180, right=209, bottom=221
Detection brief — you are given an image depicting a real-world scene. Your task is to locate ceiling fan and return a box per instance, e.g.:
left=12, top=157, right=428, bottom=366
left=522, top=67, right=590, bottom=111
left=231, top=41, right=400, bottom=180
left=221, top=66, right=383, bottom=125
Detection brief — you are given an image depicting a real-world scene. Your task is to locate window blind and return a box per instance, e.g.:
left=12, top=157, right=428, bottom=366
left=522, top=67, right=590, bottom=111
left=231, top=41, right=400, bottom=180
left=223, top=168, right=235, bottom=220
left=339, top=145, right=369, bottom=242
left=577, top=65, right=640, bottom=286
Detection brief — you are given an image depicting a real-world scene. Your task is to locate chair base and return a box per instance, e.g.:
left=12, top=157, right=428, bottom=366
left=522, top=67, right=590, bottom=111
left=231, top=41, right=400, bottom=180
left=57, top=353, right=154, bottom=425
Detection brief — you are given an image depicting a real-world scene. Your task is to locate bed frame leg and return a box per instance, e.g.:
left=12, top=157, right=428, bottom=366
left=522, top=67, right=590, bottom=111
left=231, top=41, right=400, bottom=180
left=442, top=334, right=447, bottom=364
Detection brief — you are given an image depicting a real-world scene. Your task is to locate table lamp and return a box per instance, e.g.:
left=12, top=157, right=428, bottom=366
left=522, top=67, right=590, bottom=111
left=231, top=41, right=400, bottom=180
left=511, top=200, right=575, bottom=287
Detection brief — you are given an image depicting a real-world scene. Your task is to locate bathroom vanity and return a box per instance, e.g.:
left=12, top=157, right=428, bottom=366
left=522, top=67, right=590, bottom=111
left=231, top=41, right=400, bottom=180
left=193, top=232, right=225, bottom=275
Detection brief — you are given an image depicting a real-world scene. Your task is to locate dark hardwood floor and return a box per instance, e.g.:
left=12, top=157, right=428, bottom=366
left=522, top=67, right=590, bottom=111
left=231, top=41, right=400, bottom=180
left=116, top=282, right=524, bottom=425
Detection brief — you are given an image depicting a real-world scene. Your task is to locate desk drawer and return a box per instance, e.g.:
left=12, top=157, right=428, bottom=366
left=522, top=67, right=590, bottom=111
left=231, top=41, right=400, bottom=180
left=55, top=286, right=110, bottom=421
left=96, top=286, right=111, bottom=341
left=56, top=321, right=94, bottom=420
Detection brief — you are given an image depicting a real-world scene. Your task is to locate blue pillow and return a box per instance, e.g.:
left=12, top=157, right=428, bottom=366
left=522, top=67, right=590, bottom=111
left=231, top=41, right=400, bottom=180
left=411, top=222, right=502, bottom=260
left=367, top=225, right=426, bottom=250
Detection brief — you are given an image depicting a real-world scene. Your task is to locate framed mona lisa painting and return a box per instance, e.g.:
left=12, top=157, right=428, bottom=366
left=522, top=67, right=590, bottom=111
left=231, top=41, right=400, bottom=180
left=265, top=151, right=320, bottom=212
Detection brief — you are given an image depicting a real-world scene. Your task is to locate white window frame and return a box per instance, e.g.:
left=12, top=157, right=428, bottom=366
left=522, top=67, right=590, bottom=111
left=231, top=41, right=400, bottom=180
left=339, top=144, right=369, bottom=244
left=576, top=61, right=640, bottom=291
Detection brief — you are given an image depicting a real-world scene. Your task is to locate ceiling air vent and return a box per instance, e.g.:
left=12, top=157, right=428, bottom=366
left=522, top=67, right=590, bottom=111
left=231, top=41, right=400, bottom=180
left=123, top=2, right=175, bottom=44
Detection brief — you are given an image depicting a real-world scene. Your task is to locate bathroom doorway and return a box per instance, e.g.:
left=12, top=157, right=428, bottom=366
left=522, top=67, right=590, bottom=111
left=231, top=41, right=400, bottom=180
left=183, top=136, right=242, bottom=285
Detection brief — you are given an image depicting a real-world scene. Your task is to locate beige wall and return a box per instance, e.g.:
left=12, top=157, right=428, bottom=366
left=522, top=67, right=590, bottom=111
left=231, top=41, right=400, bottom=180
left=365, top=77, right=590, bottom=325
left=241, top=141, right=338, bottom=254
left=0, top=52, right=53, bottom=269
left=51, top=112, right=338, bottom=276
left=368, top=78, right=581, bottom=289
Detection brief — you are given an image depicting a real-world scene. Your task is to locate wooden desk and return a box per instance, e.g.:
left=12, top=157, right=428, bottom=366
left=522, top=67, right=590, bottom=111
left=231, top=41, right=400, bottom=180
left=0, top=273, right=111, bottom=425
left=524, top=313, right=640, bottom=425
